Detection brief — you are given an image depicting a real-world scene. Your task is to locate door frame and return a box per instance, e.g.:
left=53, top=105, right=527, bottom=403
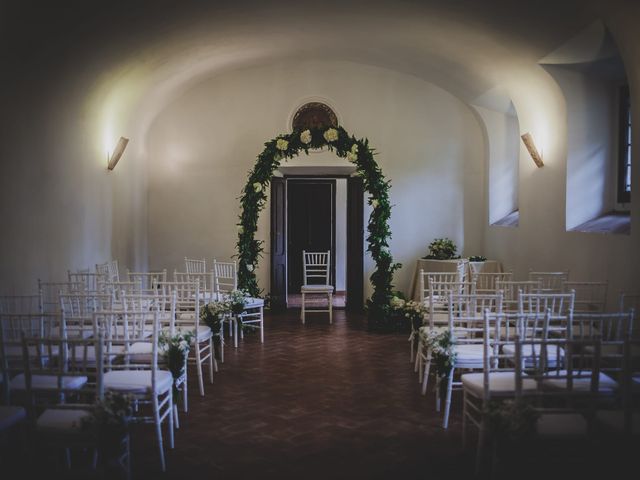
left=269, top=174, right=364, bottom=312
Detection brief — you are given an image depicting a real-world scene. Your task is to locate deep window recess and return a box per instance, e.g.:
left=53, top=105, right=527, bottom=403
left=618, top=85, right=631, bottom=204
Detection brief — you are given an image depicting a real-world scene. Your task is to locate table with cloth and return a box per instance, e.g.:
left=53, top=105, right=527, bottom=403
left=409, top=258, right=503, bottom=300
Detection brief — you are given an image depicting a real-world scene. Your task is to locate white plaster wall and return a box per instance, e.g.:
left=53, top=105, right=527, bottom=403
left=0, top=74, right=148, bottom=293
left=146, top=60, right=484, bottom=300
left=474, top=106, right=519, bottom=225
left=544, top=65, right=617, bottom=229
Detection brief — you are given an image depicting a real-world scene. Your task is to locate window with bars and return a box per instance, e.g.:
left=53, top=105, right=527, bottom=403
left=618, top=85, right=631, bottom=204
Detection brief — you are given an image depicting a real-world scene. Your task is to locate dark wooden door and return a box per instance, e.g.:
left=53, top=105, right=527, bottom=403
left=287, top=180, right=335, bottom=293
left=270, top=177, right=287, bottom=311
left=346, top=177, right=364, bottom=312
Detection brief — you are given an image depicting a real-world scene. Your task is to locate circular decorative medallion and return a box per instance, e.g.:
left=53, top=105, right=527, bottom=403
left=292, top=102, right=338, bottom=130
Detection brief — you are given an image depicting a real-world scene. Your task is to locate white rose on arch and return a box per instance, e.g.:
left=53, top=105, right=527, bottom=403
left=246, top=264, right=254, bottom=272
left=253, top=182, right=263, bottom=193
left=276, top=138, right=289, bottom=151
left=323, top=128, right=339, bottom=142
left=237, top=225, right=244, bottom=234
left=346, top=151, right=358, bottom=163
left=371, top=199, right=379, bottom=208
left=300, top=130, right=312, bottom=145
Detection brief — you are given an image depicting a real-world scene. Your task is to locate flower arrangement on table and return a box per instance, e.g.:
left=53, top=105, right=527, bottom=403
left=468, top=255, right=487, bottom=262
left=159, top=330, right=193, bottom=403
left=82, top=391, right=134, bottom=459
left=422, top=238, right=461, bottom=260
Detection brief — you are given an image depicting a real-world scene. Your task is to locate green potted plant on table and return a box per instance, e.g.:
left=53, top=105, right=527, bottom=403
left=423, top=238, right=460, bottom=260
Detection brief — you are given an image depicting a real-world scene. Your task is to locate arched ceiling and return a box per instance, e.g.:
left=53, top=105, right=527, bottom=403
left=0, top=0, right=624, bottom=154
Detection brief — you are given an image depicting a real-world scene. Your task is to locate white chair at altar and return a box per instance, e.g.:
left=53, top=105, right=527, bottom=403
left=300, top=250, right=333, bottom=325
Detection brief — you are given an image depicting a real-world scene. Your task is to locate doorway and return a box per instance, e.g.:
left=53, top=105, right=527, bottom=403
left=270, top=176, right=364, bottom=312
left=287, top=179, right=336, bottom=293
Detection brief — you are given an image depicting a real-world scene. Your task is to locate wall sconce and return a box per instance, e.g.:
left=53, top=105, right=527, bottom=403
left=521, top=132, right=544, bottom=168
left=107, top=137, right=130, bottom=170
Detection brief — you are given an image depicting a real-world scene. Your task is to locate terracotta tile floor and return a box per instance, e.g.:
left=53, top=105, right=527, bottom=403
left=131, top=310, right=470, bottom=479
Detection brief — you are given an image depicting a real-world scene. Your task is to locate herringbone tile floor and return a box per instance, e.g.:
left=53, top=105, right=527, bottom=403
left=131, top=310, right=469, bottom=479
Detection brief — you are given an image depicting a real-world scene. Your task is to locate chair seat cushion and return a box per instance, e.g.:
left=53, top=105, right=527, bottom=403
left=455, top=344, right=484, bottom=364
left=71, top=344, right=123, bottom=362
left=502, top=343, right=564, bottom=367
left=301, top=285, right=333, bottom=292
left=10, top=374, right=88, bottom=391
left=0, top=406, right=26, bottom=430
left=36, top=408, right=91, bottom=434
left=244, top=297, right=265, bottom=309
left=127, top=342, right=155, bottom=363
left=541, top=370, right=618, bottom=393
left=536, top=413, right=588, bottom=436
left=461, top=371, right=537, bottom=397
left=595, top=410, right=640, bottom=434
left=104, top=370, right=173, bottom=394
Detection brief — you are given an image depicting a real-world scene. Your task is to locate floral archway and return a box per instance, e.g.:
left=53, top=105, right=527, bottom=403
left=236, top=126, right=401, bottom=329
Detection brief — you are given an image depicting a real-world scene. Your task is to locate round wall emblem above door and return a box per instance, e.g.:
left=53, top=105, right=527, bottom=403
left=291, top=102, right=338, bottom=131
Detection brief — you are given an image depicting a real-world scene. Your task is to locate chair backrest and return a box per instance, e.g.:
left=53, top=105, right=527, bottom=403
left=68, top=271, right=109, bottom=292
left=528, top=270, right=569, bottom=293
left=303, top=251, right=331, bottom=286
left=419, top=270, right=465, bottom=303
left=619, top=293, right=640, bottom=337
left=127, top=270, right=167, bottom=294
left=471, top=272, right=513, bottom=295
left=102, top=281, right=143, bottom=299
left=60, top=292, right=113, bottom=339
left=156, top=280, right=201, bottom=336
left=518, top=291, right=574, bottom=325
left=572, top=310, right=635, bottom=342
left=213, top=259, right=238, bottom=295
left=38, top=280, right=84, bottom=313
left=0, top=294, right=42, bottom=314
left=497, top=280, right=542, bottom=312
left=563, top=281, right=608, bottom=313
left=185, top=257, right=206, bottom=274
left=447, top=293, right=503, bottom=354
left=22, top=334, right=104, bottom=410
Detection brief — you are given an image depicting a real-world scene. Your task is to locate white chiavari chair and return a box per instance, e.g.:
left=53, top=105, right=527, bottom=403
left=38, top=280, right=84, bottom=314
left=186, top=271, right=215, bottom=303
left=301, top=251, right=333, bottom=325
left=213, top=259, right=238, bottom=341
left=497, top=280, right=542, bottom=313
left=0, top=294, right=42, bottom=314
left=213, top=259, right=237, bottom=297
left=21, top=334, right=104, bottom=469
left=185, top=257, right=206, bottom=274
left=158, top=280, right=215, bottom=397
left=127, top=270, right=167, bottom=295
left=437, top=292, right=504, bottom=429
left=233, top=295, right=265, bottom=347
left=0, top=327, right=26, bottom=434
left=97, top=310, right=173, bottom=472
left=68, top=271, right=109, bottom=293
left=471, top=272, right=513, bottom=295
left=60, top=292, right=114, bottom=340
left=619, top=292, right=640, bottom=337
left=96, top=260, right=120, bottom=282
left=461, top=311, right=543, bottom=474
left=414, top=279, right=476, bottom=376
left=518, top=290, right=575, bottom=338
left=563, top=281, right=608, bottom=313
left=528, top=270, right=569, bottom=293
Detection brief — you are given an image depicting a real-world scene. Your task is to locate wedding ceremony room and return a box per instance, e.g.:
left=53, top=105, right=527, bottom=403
left=1, top=0, right=639, bottom=478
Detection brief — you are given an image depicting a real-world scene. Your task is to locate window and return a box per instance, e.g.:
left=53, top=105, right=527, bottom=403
left=618, top=85, right=631, bottom=204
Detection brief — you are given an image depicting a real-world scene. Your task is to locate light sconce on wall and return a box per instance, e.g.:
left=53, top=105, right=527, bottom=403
left=520, top=132, right=544, bottom=168
left=107, top=137, right=130, bottom=170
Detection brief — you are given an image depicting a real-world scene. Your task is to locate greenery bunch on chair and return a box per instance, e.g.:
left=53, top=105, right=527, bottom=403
left=236, top=126, right=400, bottom=331
left=423, top=238, right=460, bottom=260
left=159, top=330, right=193, bottom=402
left=390, top=294, right=428, bottom=333
left=200, top=300, right=229, bottom=332
left=82, top=391, right=134, bottom=458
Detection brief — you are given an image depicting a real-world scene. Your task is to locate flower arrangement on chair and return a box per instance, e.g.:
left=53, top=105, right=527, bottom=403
left=82, top=391, right=134, bottom=471
left=390, top=294, right=428, bottom=333
left=159, top=330, right=193, bottom=403
left=200, top=300, right=230, bottom=332
left=419, top=326, right=457, bottom=397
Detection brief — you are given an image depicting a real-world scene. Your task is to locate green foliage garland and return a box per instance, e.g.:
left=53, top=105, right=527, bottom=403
left=236, top=126, right=401, bottom=330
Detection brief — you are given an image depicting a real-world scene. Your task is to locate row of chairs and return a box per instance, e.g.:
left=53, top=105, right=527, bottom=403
left=1, top=256, right=263, bottom=475
left=462, top=310, right=639, bottom=474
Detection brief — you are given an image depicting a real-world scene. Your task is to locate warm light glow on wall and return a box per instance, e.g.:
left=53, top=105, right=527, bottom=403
left=107, top=137, right=130, bottom=170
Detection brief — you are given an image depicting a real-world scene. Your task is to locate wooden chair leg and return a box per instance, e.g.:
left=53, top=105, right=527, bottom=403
left=195, top=345, right=205, bottom=396
left=328, top=293, right=333, bottom=324
left=153, top=396, right=166, bottom=472
left=442, top=369, right=454, bottom=429
left=301, top=293, right=306, bottom=324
